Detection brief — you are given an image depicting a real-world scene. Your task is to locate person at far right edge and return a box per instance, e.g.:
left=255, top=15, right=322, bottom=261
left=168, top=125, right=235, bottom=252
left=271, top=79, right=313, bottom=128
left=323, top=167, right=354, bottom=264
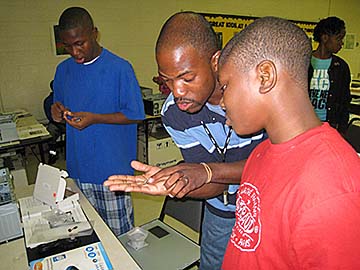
left=308, top=16, right=351, bottom=136
left=218, top=16, right=360, bottom=269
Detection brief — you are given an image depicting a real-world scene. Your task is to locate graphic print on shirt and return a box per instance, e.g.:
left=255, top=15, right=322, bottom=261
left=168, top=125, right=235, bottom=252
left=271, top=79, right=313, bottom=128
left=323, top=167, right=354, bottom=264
left=230, top=182, right=261, bottom=251
left=309, top=69, right=330, bottom=108
left=309, top=57, right=331, bottom=121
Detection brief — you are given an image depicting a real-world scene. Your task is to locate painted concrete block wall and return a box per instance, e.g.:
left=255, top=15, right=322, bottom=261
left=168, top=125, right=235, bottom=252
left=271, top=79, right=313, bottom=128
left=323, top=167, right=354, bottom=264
left=0, top=0, right=359, bottom=120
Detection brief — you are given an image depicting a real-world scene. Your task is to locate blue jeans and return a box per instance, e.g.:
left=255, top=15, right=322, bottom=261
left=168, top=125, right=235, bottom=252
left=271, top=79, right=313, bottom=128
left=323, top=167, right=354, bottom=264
left=200, top=206, right=235, bottom=270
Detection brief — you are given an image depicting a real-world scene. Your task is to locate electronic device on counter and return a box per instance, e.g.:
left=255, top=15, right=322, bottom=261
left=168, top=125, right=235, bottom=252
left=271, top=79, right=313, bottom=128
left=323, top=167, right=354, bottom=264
left=0, top=167, right=15, bottom=205
left=143, top=93, right=168, bottom=116
left=0, top=202, right=23, bottom=242
left=140, top=86, right=153, bottom=98
left=15, top=163, right=99, bottom=265
left=0, top=167, right=23, bottom=242
left=33, top=163, right=68, bottom=207
left=18, top=164, right=93, bottom=250
left=0, top=114, right=19, bottom=144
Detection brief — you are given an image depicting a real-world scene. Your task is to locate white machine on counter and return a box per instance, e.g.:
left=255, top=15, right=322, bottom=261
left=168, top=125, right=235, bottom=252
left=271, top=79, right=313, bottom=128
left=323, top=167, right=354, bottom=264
left=0, top=114, right=19, bottom=144
left=18, top=164, right=93, bottom=249
left=0, top=167, right=23, bottom=243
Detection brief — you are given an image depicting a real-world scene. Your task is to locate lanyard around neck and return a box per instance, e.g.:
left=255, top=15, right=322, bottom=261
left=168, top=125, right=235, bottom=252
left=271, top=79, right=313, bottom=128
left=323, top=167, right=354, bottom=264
left=201, top=121, right=233, bottom=162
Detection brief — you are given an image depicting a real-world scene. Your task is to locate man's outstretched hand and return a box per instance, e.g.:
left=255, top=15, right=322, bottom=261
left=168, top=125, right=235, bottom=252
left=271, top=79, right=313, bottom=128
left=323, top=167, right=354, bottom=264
left=104, top=160, right=170, bottom=196
left=104, top=160, right=209, bottom=198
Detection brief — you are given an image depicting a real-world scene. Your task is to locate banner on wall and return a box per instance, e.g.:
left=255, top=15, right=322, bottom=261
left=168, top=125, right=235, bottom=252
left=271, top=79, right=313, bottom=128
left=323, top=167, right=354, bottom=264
left=200, top=13, right=317, bottom=48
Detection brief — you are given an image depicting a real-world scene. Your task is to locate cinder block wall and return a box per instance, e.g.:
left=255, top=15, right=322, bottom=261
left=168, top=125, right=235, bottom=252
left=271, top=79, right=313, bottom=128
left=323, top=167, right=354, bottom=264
left=0, top=0, right=359, bottom=120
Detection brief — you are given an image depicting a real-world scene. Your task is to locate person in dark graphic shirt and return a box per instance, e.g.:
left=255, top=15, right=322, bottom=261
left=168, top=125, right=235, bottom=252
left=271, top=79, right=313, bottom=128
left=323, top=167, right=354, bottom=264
left=308, top=16, right=351, bottom=135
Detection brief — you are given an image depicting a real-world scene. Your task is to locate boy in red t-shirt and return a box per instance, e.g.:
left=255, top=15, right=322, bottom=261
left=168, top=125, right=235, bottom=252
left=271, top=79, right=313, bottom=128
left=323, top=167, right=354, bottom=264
left=218, top=16, right=360, bottom=270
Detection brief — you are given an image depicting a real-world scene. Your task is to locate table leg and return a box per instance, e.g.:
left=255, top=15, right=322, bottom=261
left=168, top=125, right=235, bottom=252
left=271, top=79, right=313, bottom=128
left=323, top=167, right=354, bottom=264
left=37, top=143, right=46, bottom=164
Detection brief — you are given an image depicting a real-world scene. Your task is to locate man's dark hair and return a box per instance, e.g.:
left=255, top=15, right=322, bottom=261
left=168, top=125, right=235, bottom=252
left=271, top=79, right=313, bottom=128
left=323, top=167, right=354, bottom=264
left=58, top=7, right=94, bottom=32
left=156, top=11, right=219, bottom=60
left=220, top=16, right=312, bottom=89
left=313, top=16, right=345, bottom=42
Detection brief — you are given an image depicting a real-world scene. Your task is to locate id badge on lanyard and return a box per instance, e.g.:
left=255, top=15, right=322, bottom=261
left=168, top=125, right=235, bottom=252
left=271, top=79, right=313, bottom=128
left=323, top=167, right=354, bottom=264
left=201, top=121, right=232, bottom=206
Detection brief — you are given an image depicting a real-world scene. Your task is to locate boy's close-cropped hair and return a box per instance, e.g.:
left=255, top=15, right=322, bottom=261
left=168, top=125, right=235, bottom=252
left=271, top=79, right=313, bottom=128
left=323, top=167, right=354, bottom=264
left=59, top=6, right=94, bottom=31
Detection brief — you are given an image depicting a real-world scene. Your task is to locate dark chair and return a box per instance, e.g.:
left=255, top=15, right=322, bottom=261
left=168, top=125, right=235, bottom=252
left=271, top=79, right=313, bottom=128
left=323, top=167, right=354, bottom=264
left=345, top=117, right=360, bottom=153
left=159, top=196, right=204, bottom=244
left=119, top=197, right=204, bottom=270
left=43, top=82, right=66, bottom=164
